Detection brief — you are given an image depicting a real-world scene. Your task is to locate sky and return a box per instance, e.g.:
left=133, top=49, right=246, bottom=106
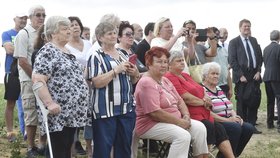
left=0, top=0, right=279, bottom=82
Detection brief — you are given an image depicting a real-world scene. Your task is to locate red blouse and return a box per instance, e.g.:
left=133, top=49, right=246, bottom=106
left=164, top=72, right=214, bottom=122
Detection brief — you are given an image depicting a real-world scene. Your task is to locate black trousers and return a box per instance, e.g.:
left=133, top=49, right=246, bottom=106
left=49, top=127, right=76, bottom=158
left=235, top=81, right=261, bottom=125
left=265, top=81, right=280, bottom=126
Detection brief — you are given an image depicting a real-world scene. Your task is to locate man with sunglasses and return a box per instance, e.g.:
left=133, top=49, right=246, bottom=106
left=14, top=5, right=47, bottom=158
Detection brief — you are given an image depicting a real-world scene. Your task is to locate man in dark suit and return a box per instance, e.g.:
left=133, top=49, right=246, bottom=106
left=135, top=22, right=155, bottom=66
left=228, top=19, right=263, bottom=134
left=263, top=30, right=280, bottom=132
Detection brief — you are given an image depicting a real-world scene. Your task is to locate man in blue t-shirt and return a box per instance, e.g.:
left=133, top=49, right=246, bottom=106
left=1, top=13, right=28, bottom=141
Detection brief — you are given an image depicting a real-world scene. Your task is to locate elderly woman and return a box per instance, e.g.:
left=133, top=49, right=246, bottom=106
left=202, top=62, right=254, bottom=158
left=133, top=46, right=208, bottom=158
left=151, top=17, right=195, bottom=73
left=164, top=51, right=235, bottom=158
left=32, top=16, right=89, bottom=158
left=117, top=21, right=147, bottom=73
left=87, top=22, right=139, bottom=158
left=66, top=16, right=92, bottom=157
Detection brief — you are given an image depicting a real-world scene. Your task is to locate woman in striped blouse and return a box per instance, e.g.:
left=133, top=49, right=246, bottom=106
left=202, top=62, right=254, bottom=158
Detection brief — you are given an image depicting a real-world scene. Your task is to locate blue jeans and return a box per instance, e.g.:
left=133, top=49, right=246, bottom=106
left=219, top=121, right=254, bottom=157
left=92, top=111, right=136, bottom=158
left=16, top=95, right=25, bottom=135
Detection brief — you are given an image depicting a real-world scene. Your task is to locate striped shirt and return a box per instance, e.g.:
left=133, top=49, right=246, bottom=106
left=204, top=86, right=233, bottom=117
left=87, top=48, right=134, bottom=119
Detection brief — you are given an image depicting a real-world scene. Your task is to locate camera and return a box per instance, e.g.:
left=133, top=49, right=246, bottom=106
left=182, top=30, right=189, bottom=36
left=195, top=29, right=207, bottom=42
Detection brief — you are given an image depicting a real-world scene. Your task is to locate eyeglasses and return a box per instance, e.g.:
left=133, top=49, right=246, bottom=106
left=123, top=32, right=134, bottom=37
left=34, top=13, right=46, bottom=18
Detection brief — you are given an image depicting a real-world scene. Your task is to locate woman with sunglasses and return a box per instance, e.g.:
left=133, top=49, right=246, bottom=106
left=117, top=21, right=147, bottom=73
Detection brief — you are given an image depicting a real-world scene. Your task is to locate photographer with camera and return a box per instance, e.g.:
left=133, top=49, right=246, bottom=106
left=151, top=17, right=196, bottom=73
left=183, top=20, right=218, bottom=65
left=205, top=27, right=233, bottom=99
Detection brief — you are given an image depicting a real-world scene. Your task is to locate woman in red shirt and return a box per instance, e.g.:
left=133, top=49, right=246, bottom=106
left=164, top=51, right=234, bottom=158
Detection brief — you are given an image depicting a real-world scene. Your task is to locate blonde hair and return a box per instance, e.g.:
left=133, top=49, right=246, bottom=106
left=153, top=17, right=169, bottom=37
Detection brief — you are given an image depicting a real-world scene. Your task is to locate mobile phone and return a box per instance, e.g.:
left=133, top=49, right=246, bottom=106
left=195, top=29, right=208, bottom=42
left=129, top=54, right=137, bottom=65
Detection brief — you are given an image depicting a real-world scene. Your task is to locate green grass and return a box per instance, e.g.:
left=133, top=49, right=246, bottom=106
left=0, top=83, right=279, bottom=158
left=0, top=84, right=20, bottom=136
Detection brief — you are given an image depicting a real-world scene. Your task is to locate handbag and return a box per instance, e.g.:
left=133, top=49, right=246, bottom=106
left=187, top=53, right=203, bottom=83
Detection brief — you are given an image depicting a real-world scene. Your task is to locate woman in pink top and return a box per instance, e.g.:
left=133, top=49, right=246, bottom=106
left=133, top=47, right=208, bottom=158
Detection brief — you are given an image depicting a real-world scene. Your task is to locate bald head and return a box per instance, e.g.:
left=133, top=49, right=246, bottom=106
left=219, top=28, right=228, bottom=43
left=132, top=23, right=143, bottom=42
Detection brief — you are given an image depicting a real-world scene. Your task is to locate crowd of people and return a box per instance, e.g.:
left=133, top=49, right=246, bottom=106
left=2, top=4, right=280, bottom=158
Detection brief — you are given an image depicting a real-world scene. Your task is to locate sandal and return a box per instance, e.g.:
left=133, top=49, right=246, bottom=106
left=7, top=131, right=17, bottom=142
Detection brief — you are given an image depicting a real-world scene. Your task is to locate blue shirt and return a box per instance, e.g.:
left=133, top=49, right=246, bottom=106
left=87, top=48, right=134, bottom=119
left=2, top=29, right=18, bottom=73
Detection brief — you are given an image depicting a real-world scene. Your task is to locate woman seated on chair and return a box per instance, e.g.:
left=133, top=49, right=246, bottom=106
left=134, top=46, right=208, bottom=158
left=164, top=51, right=235, bottom=158
left=202, top=62, right=254, bottom=158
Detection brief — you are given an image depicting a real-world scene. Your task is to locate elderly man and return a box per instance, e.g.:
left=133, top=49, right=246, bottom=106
left=13, top=5, right=47, bottom=158
left=131, top=23, right=143, bottom=52
left=2, top=12, right=28, bottom=142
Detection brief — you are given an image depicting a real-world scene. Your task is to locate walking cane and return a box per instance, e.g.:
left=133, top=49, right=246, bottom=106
left=32, top=83, right=54, bottom=158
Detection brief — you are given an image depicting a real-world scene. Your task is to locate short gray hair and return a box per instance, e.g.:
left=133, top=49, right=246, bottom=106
left=202, top=62, right=221, bottom=81
left=169, top=51, right=184, bottom=63
left=28, top=5, right=45, bottom=17
left=100, top=14, right=120, bottom=28
left=45, top=16, right=70, bottom=41
left=270, top=30, right=280, bottom=41
left=95, top=22, right=116, bottom=45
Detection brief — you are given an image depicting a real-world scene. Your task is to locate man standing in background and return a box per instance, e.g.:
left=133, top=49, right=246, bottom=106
left=14, top=5, right=47, bottom=158
left=228, top=19, right=263, bottom=134
left=131, top=23, right=143, bottom=52
left=2, top=12, right=27, bottom=142
left=263, top=30, right=280, bottom=132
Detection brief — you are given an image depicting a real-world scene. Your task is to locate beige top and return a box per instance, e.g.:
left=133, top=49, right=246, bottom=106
left=14, top=24, right=37, bottom=82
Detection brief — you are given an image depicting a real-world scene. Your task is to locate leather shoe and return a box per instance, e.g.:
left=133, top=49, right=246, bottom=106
left=253, top=127, right=262, bottom=134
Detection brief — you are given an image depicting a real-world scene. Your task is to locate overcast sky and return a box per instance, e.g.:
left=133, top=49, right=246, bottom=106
left=0, top=0, right=279, bottom=81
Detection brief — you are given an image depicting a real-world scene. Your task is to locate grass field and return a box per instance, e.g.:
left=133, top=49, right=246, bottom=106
left=0, top=83, right=280, bottom=158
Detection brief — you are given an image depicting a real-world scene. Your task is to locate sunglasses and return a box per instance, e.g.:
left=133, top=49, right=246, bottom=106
left=34, top=13, right=46, bottom=18
left=123, top=32, right=134, bottom=37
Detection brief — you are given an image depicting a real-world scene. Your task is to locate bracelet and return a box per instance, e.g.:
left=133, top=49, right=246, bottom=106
left=112, top=69, right=116, bottom=78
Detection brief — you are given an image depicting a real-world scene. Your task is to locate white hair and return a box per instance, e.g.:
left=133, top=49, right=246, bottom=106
left=202, top=62, right=221, bottom=81
left=28, top=5, right=45, bottom=17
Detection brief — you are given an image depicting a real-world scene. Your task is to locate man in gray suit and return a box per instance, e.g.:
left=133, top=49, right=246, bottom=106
left=263, top=30, right=280, bottom=132
left=228, top=19, right=263, bottom=134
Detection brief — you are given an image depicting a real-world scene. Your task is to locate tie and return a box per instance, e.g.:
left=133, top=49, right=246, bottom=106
left=245, top=38, right=254, bottom=68
left=222, top=43, right=225, bottom=47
